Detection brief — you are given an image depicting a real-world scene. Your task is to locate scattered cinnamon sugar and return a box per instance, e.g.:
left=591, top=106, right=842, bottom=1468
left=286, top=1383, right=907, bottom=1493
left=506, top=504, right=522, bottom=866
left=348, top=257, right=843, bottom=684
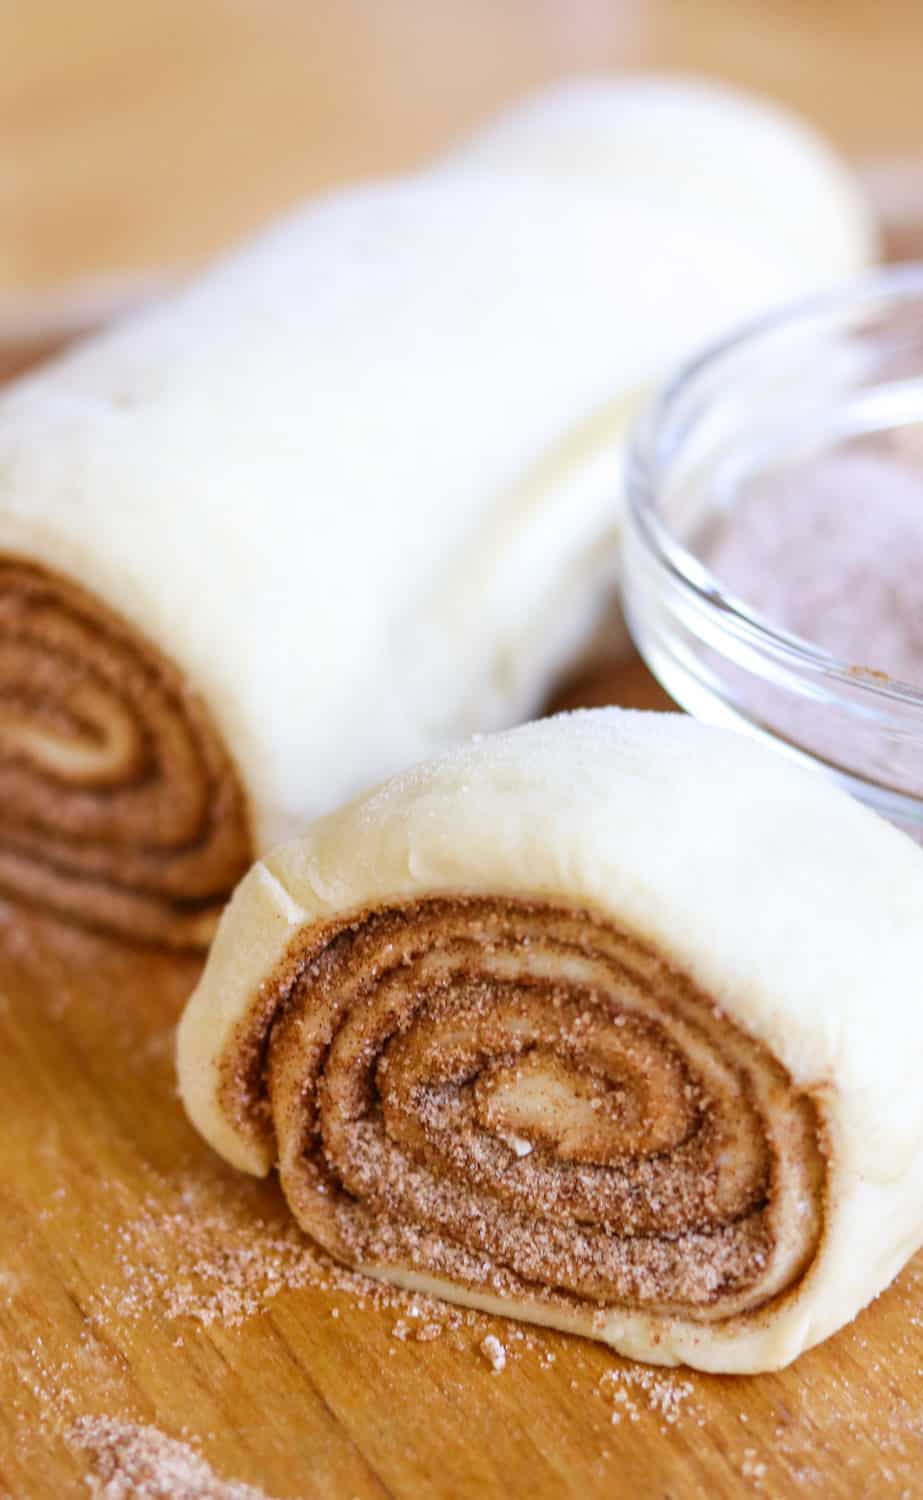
left=597, top=1366, right=701, bottom=1432
left=49, top=1158, right=506, bottom=1357
left=391, top=1315, right=444, bottom=1344
left=414, top=1322, right=444, bottom=1343
left=479, top=1334, right=507, bottom=1373
left=70, top=1417, right=279, bottom=1500
left=741, top=1447, right=768, bottom=1484
left=103, top=1178, right=337, bottom=1330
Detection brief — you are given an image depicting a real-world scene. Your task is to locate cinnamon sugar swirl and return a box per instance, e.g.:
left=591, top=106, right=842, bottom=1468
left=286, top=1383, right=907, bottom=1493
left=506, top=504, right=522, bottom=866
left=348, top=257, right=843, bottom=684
left=178, top=711, right=923, bottom=1372
left=0, top=558, right=251, bottom=945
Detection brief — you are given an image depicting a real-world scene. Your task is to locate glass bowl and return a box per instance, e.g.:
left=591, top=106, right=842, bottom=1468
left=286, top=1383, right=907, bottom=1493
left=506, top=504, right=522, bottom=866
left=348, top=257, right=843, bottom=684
left=623, top=264, right=923, bottom=842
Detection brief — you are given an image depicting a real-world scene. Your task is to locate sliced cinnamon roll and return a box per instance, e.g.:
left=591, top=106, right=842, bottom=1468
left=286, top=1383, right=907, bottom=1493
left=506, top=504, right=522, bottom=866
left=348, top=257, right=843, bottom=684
left=0, top=558, right=251, bottom=945
left=177, top=710, right=923, bottom=1372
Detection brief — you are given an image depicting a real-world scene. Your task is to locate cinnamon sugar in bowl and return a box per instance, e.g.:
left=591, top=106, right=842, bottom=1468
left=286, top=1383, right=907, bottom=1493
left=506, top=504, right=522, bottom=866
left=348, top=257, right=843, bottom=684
left=624, top=265, right=923, bottom=841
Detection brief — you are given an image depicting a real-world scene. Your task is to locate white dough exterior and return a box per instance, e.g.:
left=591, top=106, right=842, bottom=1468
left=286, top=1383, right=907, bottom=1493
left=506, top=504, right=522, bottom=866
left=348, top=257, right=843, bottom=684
left=0, top=80, right=874, bottom=847
left=454, top=75, right=874, bottom=288
left=179, top=711, right=923, bottom=1373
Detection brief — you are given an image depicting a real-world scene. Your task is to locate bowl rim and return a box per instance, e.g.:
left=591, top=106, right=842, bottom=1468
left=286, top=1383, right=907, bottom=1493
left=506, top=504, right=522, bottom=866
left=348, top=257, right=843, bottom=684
left=626, top=259, right=923, bottom=715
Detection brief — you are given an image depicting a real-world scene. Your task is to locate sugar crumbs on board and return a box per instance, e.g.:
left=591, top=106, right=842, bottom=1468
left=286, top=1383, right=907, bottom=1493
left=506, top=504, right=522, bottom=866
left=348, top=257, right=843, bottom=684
left=90, top=1170, right=466, bottom=1336
left=70, top=1417, right=280, bottom=1500
left=78, top=1165, right=544, bottom=1368
left=479, top=1334, right=507, bottom=1373
left=597, top=1367, right=702, bottom=1433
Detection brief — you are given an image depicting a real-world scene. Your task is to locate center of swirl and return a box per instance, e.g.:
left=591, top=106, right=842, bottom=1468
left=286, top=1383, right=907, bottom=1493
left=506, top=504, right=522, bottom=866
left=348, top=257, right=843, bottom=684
left=474, top=1050, right=685, bottom=1165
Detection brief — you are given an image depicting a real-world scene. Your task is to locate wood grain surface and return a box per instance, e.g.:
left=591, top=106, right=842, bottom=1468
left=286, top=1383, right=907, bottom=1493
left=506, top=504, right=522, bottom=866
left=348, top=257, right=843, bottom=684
left=3, top=4, right=923, bottom=1497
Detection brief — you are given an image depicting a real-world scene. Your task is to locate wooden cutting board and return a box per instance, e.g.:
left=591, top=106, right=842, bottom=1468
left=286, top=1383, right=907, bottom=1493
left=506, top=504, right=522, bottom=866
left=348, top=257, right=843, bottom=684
left=3, top=721, right=923, bottom=1500
left=3, top=4, right=923, bottom=1496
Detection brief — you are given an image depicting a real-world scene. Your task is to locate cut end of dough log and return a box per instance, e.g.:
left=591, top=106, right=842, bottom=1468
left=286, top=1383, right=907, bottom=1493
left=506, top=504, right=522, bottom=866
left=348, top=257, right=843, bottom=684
left=248, top=897, right=825, bottom=1327
left=0, top=556, right=252, bottom=946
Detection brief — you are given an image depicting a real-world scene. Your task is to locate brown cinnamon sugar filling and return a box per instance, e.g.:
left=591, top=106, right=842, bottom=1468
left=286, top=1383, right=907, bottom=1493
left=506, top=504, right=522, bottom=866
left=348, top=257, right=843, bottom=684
left=0, top=557, right=252, bottom=946
left=220, top=897, right=825, bottom=1324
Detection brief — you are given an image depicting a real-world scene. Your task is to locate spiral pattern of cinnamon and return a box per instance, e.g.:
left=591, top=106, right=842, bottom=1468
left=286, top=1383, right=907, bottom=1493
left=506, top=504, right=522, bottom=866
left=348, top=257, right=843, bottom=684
left=219, top=895, right=825, bottom=1323
left=0, top=556, right=252, bottom=946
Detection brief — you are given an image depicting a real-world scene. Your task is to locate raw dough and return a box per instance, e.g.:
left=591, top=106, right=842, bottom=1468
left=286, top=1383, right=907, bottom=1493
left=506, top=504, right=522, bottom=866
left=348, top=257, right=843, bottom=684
left=178, top=709, right=923, bottom=1372
left=0, top=79, right=874, bottom=940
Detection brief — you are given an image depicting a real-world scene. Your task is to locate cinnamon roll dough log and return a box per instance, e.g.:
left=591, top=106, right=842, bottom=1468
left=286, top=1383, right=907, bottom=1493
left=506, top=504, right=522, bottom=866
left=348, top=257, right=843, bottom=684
left=0, top=82, right=873, bottom=942
left=177, top=710, right=923, bottom=1373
